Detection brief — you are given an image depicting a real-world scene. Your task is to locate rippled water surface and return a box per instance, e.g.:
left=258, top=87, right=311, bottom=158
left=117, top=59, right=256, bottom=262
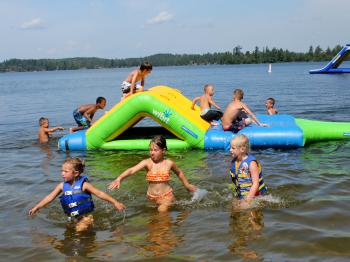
left=1, top=63, right=350, bottom=261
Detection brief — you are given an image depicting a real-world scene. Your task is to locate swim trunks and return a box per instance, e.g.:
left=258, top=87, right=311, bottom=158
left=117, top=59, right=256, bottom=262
left=223, top=111, right=249, bottom=133
left=121, top=81, right=142, bottom=94
left=200, top=109, right=223, bottom=122
left=73, top=109, right=91, bottom=127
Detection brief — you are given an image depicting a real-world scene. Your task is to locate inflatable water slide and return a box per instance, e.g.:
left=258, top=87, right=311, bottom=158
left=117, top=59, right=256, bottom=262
left=310, top=44, right=350, bottom=74
left=58, top=86, right=350, bottom=151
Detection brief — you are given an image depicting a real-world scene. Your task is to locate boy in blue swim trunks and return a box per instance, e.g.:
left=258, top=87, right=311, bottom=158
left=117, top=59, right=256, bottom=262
left=69, top=97, right=106, bottom=133
left=191, top=84, right=223, bottom=125
left=222, top=89, right=267, bottom=133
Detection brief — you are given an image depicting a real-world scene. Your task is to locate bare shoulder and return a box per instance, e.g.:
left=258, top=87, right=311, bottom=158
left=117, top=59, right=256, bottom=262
left=143, top=158, right=153, bottom=170
left=57, top=182, right=64, bottom=190
left=165, top=158, right=176, bottom=168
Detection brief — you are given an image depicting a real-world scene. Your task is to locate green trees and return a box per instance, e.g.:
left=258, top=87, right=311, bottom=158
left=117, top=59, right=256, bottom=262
left=0, top=44, right=347, bottom=72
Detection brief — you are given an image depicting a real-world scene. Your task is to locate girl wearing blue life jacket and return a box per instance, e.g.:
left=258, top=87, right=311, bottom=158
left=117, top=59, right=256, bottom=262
left=29, top=157, right=125, bottom=232
left=229, top=135, right=267, bottom=209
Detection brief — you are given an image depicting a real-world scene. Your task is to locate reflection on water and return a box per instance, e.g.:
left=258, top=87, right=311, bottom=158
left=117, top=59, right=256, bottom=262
left=39, top=143, right=54, bottom=175
left=32, top=227, right=97, bottom=260
left=229, top=209, right=264, bottom=260
left=140, top=211, right=190, bottom=257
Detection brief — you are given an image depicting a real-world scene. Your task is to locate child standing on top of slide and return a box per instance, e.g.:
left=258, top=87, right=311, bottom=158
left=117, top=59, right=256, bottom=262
left=121, top=62, right=152, bottom=99
left=191, top=84, right=223, bottom=125
left=108, top=135, right=197, bottom=212
left=229, top=134, right=267, bottom=209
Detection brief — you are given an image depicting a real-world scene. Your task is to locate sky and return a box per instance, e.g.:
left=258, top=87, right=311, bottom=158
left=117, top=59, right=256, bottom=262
left=1, top=0, right=350, bottom=61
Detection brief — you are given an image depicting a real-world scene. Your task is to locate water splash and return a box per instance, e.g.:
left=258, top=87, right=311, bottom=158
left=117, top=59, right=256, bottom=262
left=190, top=188, right=208, bottom=202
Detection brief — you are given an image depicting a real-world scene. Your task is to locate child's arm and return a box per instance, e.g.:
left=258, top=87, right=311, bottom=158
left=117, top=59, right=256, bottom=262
left=129, top=72, right=139, bottom=94
left=244, top=161, right=260, bottom=203
left=191, top=97, right=201, bottom=110
left=83, top=182, right=125, bottom=211
left=108, top=159, right=148, bottom=190
left=208, top=97, right=221, bottom=110
left=45, top=126, right=64, bottom=133
left=141, top=76, right=145, bottom=87
left=83, top=107, right=96, bottom=123
left=171, top=161, right=197, bottom=192
left=241, top=103, right=267, bottom=127
left=29, top=183, right=63, bottom=216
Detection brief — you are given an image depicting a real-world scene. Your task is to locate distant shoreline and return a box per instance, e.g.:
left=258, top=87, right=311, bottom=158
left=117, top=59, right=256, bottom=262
left=0, top=45, right=342, bottom=73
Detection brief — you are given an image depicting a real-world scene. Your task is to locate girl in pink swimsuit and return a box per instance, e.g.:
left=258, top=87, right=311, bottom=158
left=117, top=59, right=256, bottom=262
left=109, top=135, right=197, bottom=212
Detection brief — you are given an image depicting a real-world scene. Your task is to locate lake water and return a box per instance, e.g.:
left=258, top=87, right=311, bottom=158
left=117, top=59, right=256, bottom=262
left=1, top=63, right=350, bottom=261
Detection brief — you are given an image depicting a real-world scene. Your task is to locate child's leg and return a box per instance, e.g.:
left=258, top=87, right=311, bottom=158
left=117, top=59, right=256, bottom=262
left=156, top=192, right=175, bottom=212
left=69, top=126, right=85, bottom=133
left=157, top=200, right=172, bottom=212
left=75, top=214, right=94, bottom=232
left=244, top=117, right=252, bottom=126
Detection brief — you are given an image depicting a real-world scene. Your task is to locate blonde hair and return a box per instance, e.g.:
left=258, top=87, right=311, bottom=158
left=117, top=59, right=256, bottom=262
left=63, top=157, right=85, bottom=174
left=231, top=134, right=250, bottom=154
left=204, top=84, right=213, bottom=92
left=233, top=89, right=244, bottom=99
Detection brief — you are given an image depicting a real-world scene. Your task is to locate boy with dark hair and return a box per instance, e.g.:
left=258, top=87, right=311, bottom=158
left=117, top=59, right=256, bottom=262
left=121, top=62, right=152, bottom=99
left=69, top=97, right=106, bottom=133
left=265, top=97, right=278, bottom=115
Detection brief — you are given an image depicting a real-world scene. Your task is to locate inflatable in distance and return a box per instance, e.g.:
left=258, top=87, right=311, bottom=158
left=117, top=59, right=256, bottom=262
left=310, top=44, right=350, bottom=74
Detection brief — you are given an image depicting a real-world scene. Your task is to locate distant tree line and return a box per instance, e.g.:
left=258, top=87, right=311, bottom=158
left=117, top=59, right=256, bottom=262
left=0, top=45, right=345, bottom=72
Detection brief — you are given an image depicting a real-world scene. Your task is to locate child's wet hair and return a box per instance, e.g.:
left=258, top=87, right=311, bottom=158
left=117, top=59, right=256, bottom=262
left=39, top=117, right=48, bottom=126
left=63, top=157, right=85, bottom=174
left=96, top=96, right=106, bottom=104
left=150, top=135, right=167, bottom=150
left=140, top=61, right=152, bottom=71
left=234, top=89, right=244, bottom=99
left=231, top=134, right=250, bottom=153
left=267, top=97, right=275, bottom=105
left=204, top=84, right=213, bottom=92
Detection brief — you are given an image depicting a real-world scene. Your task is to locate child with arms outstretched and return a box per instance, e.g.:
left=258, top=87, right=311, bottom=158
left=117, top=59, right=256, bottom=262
left=109, top=135, right=197, bottom=212
left=38, top=117, right=64, bottom=143
left=29, top=157, right=125, bottom=232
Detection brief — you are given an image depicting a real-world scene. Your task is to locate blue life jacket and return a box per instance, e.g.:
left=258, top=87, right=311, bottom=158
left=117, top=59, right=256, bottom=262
left=229, top=154, right=267, bottom=199
left=59, top=176, right=94, bottom=217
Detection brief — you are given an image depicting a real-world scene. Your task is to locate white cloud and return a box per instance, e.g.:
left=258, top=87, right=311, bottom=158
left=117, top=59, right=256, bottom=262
left=147, top=11, right=173, bottom=25
left=20, top=18, right=45, bottom=30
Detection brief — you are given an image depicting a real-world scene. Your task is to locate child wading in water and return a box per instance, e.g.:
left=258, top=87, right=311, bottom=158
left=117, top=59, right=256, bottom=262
left=265, top=97, right=278, bottom=115
left=108, top=135, right=197, bottom=212
left=229, top=135, right=267, bottom=209
left=38, top=117, right=64, bottom=143
left=29, top=157, right=125, bottom=232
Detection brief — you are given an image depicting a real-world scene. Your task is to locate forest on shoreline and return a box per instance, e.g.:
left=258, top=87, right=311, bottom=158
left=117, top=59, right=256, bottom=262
left=0, top=45, right=345, bottom=72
